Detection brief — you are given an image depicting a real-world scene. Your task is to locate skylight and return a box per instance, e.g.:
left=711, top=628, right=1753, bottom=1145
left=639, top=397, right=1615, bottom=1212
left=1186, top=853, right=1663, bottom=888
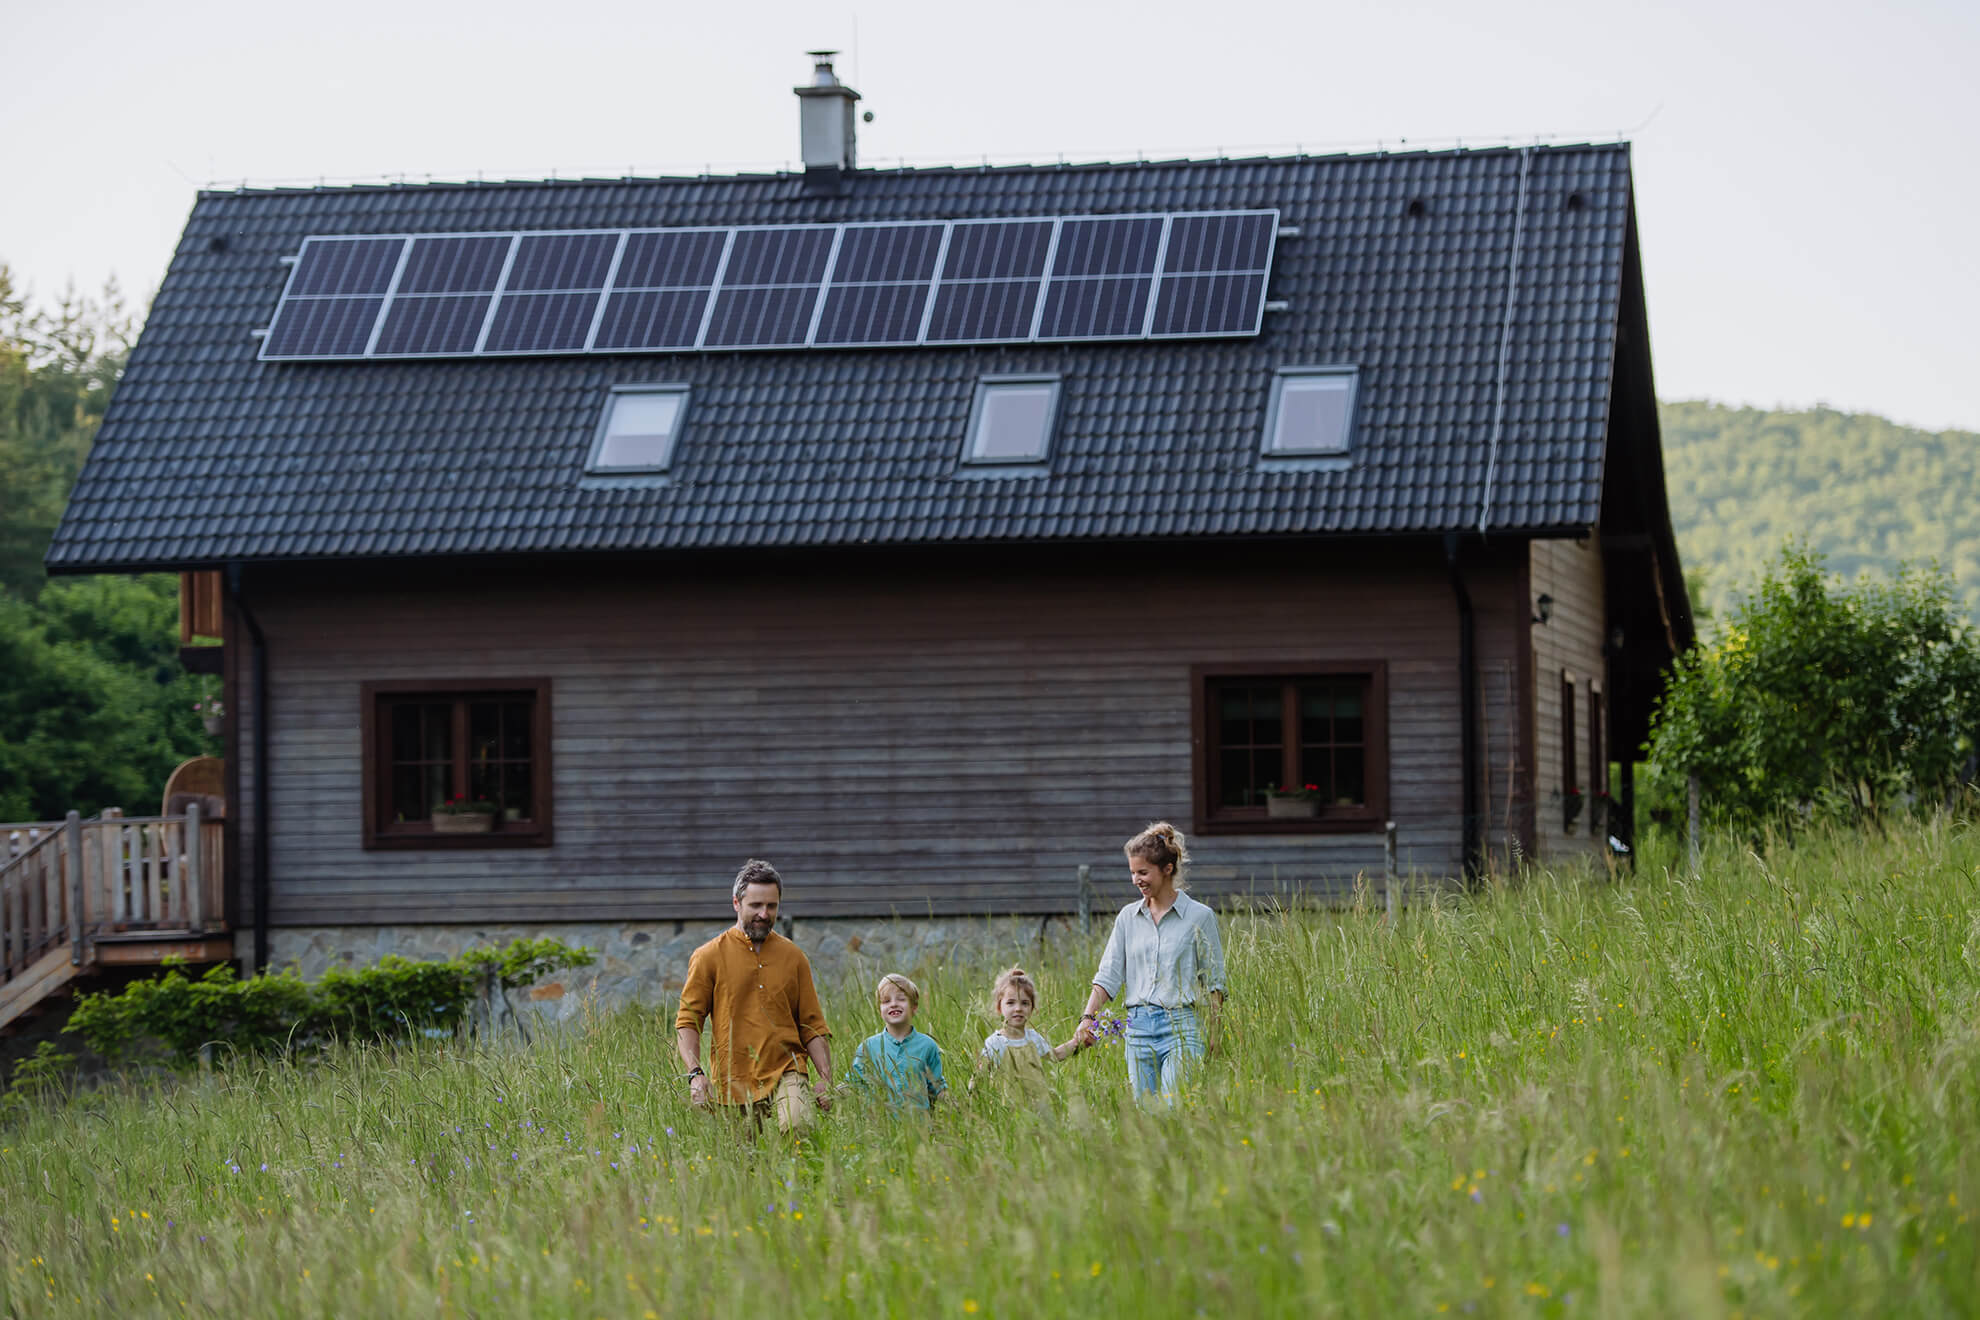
left=589, top=385, right=689, bottom=474
left=1263, top=367, right=1359, bottom=456
left=964, top=377, right=1060, bottom=466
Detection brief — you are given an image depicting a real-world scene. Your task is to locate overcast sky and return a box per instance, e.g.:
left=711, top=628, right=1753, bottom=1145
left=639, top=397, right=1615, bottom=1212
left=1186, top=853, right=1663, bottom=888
left=5, top=0, right=1975, bottom=432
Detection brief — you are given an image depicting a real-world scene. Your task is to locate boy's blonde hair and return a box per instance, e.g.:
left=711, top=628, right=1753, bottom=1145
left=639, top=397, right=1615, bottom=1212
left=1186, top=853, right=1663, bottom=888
left=875, top=972, right=920, bottom=1009
left=990, top=965, right=1038, bottom=1016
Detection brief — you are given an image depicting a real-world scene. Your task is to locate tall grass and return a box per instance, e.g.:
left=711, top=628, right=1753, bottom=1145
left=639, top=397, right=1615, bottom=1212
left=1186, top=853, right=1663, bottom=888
left=3, top=822, right=1977, bottom=1317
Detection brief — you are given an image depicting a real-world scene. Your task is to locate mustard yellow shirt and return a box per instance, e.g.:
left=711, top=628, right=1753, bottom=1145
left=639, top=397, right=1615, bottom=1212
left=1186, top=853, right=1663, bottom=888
left=674, top=928, right=831, bottom=1104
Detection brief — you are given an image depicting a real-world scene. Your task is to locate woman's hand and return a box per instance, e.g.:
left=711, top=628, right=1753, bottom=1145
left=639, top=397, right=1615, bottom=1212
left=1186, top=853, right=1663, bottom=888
left=1073, top=1016, right=1098, bottom=1049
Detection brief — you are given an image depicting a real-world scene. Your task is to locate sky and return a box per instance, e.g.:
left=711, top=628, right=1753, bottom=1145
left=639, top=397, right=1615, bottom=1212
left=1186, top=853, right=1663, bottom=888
left=4, top=0, right=1976, bottom=432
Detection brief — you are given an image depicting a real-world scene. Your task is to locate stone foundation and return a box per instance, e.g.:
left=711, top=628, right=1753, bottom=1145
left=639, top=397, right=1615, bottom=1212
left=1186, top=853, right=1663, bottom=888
left=262, top=915, right=1084, bottom=1026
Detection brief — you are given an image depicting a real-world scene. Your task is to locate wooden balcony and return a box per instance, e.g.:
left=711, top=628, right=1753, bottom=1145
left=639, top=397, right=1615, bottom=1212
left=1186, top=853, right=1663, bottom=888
left=0, top=808, right=229, bottom=1031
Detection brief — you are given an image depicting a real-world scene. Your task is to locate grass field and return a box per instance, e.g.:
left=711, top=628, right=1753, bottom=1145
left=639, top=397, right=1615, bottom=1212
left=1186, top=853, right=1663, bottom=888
left=3, top=824, right=1978, bottom=1317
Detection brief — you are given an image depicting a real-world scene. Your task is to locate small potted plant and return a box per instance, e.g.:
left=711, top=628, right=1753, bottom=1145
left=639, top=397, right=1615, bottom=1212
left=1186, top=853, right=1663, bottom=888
left=1263, top=782, right=1321, bottom=819
left=432, top=794, right=499, bottom=834
left=194, top=697, right=225, bottom=737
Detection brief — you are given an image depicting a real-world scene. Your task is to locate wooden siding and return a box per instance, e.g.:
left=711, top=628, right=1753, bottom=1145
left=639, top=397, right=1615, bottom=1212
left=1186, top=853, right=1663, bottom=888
left=1530, top=536, right=1609, bottom=859
left=236, top=542, right=1526, bottom=925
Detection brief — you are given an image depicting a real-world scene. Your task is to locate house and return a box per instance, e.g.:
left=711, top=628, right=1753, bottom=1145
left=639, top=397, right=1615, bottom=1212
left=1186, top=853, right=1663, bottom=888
left=43, top=56, right=1692, bottom=993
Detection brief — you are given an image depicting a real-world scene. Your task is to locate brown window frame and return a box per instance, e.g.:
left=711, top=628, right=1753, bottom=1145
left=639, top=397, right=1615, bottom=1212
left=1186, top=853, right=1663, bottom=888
left=361, top=679, right=554, bottom=850
left=1191, top=662, right=1389, bottom=835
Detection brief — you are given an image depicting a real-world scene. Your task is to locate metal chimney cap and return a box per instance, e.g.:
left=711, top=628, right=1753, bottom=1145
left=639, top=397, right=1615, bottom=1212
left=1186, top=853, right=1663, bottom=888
left=806, top=50, right=841, bottom=86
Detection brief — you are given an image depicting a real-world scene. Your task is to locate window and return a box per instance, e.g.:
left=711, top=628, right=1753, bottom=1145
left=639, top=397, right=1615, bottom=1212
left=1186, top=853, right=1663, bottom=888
left=1263, top=366, right=1359, bottom=456
left=1561, top=669, right=1580, bottom=834
left=1193, top=664, right=1388, bottom=833
left=588, top=385, right=689, bottom=474
left=361, top=680, right=552, bottom=849
left=962, top=376, right=1060, bottom=465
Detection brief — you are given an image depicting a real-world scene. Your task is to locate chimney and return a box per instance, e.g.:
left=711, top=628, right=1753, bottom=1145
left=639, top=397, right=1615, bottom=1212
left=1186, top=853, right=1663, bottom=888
left=794, top=50, right=860, bottom=185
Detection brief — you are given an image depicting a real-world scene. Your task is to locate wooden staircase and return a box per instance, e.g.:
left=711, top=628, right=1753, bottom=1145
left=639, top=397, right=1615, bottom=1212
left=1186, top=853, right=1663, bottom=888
left=1, top=808, right=229, bottom=1032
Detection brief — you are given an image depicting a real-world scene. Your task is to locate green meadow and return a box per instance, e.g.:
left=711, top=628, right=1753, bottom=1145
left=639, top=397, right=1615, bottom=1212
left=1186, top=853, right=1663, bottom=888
left=3, top=824, right=1977, bottom=1318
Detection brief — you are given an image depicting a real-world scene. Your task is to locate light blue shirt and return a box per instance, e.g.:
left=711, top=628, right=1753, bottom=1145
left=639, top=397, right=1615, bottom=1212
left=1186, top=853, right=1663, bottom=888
left=1093, top=891, right=1227, bottom=1009
left=847, top=1028, right=948, bottom=1109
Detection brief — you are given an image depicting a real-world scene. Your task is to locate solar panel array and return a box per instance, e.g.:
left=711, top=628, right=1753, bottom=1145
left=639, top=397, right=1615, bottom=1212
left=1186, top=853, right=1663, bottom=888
left=260, top=210, right=1278, bottom=360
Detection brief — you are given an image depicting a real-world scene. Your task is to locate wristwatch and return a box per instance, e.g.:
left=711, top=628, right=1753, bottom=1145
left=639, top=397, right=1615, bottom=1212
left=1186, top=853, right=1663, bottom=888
left=685, top=1066, right=705, bottom=1082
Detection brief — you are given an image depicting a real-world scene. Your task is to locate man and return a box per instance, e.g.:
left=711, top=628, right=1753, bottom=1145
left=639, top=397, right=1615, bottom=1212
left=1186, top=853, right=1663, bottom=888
left=675, top=858, right=833, bottom=1134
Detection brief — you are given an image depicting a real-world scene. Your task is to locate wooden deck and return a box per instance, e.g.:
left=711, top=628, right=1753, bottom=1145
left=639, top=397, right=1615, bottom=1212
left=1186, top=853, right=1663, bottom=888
left=0, top=809, right=227, bottom=1031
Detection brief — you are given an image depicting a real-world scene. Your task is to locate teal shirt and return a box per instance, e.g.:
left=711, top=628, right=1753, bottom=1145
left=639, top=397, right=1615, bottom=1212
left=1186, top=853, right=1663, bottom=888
left=847, top=1029, right=948, bottom=1110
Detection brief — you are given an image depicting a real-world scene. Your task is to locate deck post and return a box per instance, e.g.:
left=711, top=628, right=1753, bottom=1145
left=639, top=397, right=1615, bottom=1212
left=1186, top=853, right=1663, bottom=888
left=1076, top=864, right=1092, bottom=935
left=186, top=802, right=204, bottom=933
left=66, top=810, right=83, bottom=965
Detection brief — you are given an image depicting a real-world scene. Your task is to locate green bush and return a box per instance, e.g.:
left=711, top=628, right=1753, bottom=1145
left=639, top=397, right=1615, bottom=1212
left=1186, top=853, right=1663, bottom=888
left=65, top=938, right=594, bottom=1068
left=1648, top=542, right=1980, bottom=825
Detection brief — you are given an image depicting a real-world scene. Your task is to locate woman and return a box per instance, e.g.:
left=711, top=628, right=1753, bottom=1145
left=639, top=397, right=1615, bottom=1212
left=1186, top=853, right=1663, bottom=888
left=1072, top=822, right=1227, bottom=1102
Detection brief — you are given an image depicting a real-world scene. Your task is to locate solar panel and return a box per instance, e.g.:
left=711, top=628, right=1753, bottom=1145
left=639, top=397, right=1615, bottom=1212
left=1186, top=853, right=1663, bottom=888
left=1149, top=211, right=1276, bottom=337
left=259, top=211, right=1278, bottom=360
left=814, top=222, right=944, bottom=346
left=702, top=228, right=836, bottom=348
left=924, top=220, right=1052, bottom=344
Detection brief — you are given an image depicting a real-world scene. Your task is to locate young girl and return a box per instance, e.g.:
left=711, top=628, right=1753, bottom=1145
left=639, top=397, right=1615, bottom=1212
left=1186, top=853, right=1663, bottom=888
left=974, top=966, right=1081, bottom=1103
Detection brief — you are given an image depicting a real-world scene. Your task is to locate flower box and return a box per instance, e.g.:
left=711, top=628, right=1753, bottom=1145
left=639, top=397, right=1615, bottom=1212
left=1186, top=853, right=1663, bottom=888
left=432, top=811, right=495, bottom=835
left=1265, top=794, right=1319, bottom=820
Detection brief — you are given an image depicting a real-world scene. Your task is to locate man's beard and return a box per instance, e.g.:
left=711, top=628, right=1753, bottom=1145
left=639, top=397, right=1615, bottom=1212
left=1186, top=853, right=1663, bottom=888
left=744, top=916, right=773, bottom=940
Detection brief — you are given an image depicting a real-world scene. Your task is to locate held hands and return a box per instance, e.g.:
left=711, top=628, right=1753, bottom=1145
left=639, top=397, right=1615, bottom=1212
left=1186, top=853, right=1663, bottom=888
left=688, top=1073, right=713, bottom=1108
left=1073, top=1015, right=1098, bottom=1049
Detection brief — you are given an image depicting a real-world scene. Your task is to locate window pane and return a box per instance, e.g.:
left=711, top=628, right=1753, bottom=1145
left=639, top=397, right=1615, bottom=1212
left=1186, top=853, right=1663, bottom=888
left=505, top=764, right=533, bottom=819
left=595, top=390, right=685, bottom=471
left=1247, top=685, right=1282, bottom=746
left=1299, top=687, right=1333, bottom=745
left=1334, top=688, right=1363, bottom=744
left=390, top=704, right=422, bottom=761
left=969, top=382, right=1055, bottom=461
left=421, top=702, right=451, bottom=762
left=502, top=701, right=531, bottom=760
left=1333, top=747, right=1366, bottom=805
left=391, top=766, right=424, bottom=823
left=469, top=761, right=498, bottom=804
left=470, top=700, right=501, bottom=763
left=1250, top=748, right=1280, bottom=798
left=1218, top=749, right=1252, bottom=808
left=1219, top=690, right=1252, bottom=748
left=422, top=764, right=450, bottom=818
left=1268, top=374, right=1354, bottom=454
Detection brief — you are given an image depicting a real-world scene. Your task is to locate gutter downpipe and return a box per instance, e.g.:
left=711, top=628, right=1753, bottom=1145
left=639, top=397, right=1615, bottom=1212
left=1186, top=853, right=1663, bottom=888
left=225, top=563, right=271, bottom=974
left=1443, top=532, right=1483, bottom=884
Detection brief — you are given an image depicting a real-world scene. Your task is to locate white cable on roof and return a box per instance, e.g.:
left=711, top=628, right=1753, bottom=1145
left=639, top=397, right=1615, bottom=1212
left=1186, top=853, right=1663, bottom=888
left=1476, top=146, right=1532, bottom=535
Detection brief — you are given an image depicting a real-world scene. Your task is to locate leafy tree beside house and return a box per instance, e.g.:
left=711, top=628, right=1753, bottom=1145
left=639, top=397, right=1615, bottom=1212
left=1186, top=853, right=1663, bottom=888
left=0, top=266, right=212, bottom=821
left=1647, top=544, right=1980, bottom=825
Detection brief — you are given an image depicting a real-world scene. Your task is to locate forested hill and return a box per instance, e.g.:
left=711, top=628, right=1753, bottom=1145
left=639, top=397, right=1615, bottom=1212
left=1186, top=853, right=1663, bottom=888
left=1657, top=401, right=1980, bottom=622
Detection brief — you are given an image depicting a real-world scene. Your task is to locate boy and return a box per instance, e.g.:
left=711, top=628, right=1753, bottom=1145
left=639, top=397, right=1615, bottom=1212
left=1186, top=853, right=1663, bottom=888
left=845, top=973, right=948, bottom=1110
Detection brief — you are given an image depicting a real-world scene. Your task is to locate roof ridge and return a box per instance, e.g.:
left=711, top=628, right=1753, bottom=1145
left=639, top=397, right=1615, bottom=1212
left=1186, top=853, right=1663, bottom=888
left=197, top=141, right=1631, bottom=200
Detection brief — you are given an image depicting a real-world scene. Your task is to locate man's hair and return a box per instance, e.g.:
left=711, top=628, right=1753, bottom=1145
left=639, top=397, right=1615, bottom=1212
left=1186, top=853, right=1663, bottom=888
left=876, top=972, right=920, bottom=1009
left=732, top=858, right=783, bottom=903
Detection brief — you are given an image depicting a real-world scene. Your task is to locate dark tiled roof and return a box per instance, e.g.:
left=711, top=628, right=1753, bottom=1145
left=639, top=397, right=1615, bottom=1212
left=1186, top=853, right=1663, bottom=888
left=48, top=145, right=1633, bottom=570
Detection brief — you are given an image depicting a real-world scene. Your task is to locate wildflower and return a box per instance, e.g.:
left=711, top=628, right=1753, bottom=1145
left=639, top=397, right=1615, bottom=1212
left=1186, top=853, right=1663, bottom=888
left=964, top=1303, right=980, bottom=1314
left=1090, top=1261, right=1103, bottom=1277
left=1556, top=1223, right=1570, bottom=1237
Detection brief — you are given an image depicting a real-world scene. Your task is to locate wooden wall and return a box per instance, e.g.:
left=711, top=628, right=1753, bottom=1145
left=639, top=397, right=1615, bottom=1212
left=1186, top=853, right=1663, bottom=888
left=230, top=540, right=1529, bottom=926
left=1529, top=536, right=1610, bottom=860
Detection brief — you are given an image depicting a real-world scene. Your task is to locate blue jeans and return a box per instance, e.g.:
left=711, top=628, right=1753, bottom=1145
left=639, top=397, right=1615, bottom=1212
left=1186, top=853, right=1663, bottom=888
left=1124, top=1004, right=1202, bottom=1103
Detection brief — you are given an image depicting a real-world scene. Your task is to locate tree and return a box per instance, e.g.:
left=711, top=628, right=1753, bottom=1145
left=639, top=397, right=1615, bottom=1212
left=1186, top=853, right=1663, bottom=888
left=1647, top=544, right=1980, bottom=825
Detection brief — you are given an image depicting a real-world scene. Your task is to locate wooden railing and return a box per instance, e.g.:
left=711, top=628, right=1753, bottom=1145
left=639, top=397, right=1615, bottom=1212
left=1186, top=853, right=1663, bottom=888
left=0, top=807, right=226, bottom=995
